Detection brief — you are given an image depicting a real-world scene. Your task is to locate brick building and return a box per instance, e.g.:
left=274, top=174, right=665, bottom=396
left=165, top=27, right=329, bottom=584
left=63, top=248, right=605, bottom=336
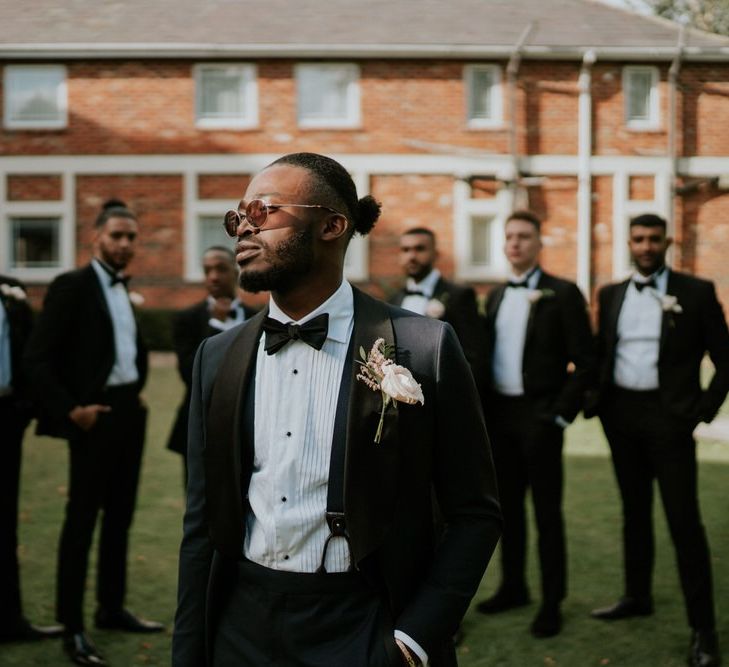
left=1, top=0, right=729, bottom=314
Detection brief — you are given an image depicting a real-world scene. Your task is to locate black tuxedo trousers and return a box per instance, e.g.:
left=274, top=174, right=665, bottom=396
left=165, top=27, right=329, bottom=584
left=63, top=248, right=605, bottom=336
left=485, top=394, right=566, bottom=606
left=599, top=387, right=715, bottom=630
left=56, top=386, right=147, bottom=631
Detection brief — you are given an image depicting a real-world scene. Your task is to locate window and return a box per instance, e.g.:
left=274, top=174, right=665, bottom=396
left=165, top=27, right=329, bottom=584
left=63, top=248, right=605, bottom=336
left=3, top=65, right=67, bottom=129
left=465, top=65, right=502, bottom=128
left=198, top=214, right=235, bottom=259
left=623, top=66, right=659, bottom=129
left=469, top=215, right=494, bottom=267
left=195, top=64, right=258, bottom=128
left=296, top=64, right=360, bottom=128
left=8, top=217, right=61, bottom=269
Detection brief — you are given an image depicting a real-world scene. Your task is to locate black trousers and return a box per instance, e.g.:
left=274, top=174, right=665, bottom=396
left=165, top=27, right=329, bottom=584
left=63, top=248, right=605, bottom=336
left=485, top=393, right=566, bottom=606
left=56, top=385, right=147, bottom=631
left=213, top=559, right=403, bottom=667
left=599, top=387, right=715, bottom=630
left=0, top=396, right=30, bottom=626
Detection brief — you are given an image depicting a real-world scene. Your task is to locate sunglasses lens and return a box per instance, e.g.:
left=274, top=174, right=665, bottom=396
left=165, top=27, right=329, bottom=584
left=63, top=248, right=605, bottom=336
left=246, top=200, right=267, bottom=228
left=223, top=211, right=239, bottom=237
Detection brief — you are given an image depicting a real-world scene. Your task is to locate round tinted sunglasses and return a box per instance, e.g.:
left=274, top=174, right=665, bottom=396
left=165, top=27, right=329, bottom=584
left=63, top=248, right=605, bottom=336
left=223, top=199, right=346, bottom=237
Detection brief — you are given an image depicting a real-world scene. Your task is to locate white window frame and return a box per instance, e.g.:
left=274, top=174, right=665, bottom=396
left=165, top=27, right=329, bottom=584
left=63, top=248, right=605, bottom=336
left=3, top=64, right=68, bottom=130
left=453, top=178, right=511, bottom=281
left=194, top=63, right=258, bottom=129
left=623, top=65, right=660, bottom=130
left=295, top=63, right=361, bottom=129
left=464, top=64, right=503, bottom=129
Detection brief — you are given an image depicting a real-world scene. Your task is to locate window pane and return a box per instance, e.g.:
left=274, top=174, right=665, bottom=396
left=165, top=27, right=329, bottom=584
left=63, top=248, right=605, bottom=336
left=10, top=217, right=60, bottom=268
left=470, top=69, right=494, bottom=119
left=470, top=215, right=492, bottom=266
left=200, top=68, right=246, bottom=118
left=6, top=67, right=64, bottom=123
left=299, top=67, right=352, bottom=120
left=198, top=216, right=235, bottom=260
left=628, top=71, right=652, bottom=120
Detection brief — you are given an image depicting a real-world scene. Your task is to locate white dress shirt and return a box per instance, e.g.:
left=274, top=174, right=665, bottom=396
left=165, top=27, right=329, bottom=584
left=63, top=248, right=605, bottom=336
left=207, top=296, right=248, bottom=332
left=400, top=268, right=441, bottom=316
left=613, top=268, right=669, bottom=390
left=492, top=268, right=541, bottom=396
left=244, top=280, right=429, bottom=665
left=92, top=259, right=139, bottom=387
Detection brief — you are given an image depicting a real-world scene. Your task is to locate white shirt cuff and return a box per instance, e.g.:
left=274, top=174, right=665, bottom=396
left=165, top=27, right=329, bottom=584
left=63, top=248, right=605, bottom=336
left=554, top=415, right=571, bottom=429
left=394, top=629, right=428, bottom=666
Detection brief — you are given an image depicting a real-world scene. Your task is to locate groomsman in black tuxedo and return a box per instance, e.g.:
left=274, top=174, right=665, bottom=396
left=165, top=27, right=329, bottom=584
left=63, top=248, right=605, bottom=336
left=167, top=246, right=255, bottom=476
left=589, top=213, right=729, bottom=667
left=24, top=200, right=163, bottom=667
left=0, top=276, right=63, bottom=644
left=172, top=153, right=502, bottom=667
left=389, top=228, right=485, bottom=382
left=476, top=210, right=595, bottom=638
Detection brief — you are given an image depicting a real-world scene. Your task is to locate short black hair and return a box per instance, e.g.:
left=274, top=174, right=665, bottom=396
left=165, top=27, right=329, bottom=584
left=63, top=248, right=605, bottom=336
left=203, top=245, right=235, bottom=262
left=94, top=199, right=137, bottom=228
left=268, top=153, right=382, bottom=237
left=630, top=213, right=667, bottom=231
left=506, top=209, right=541, bottom=232
left=402, top=227, right=436, bottom=243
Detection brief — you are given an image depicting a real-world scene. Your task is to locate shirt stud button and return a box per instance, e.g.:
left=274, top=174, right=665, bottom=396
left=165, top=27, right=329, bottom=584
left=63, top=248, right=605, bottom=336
left=286, top=431, right=291, bottom=437
left=281, top=496, right=287, bottom=502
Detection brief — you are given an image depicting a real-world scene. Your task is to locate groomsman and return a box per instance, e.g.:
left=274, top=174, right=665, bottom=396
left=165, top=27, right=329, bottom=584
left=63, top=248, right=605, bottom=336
left=173, top=152, right=502, bottom=667
left=589, top=213, right=729, bottom=667
left=390, top=227, right=485, bottom=382
left=24, top=200, right=163, bottom=667
left=476, top=210, right=595, bottom=638
left=0, top=276, right=63, bottom=643
left=167, top=246, right=255, bottom=475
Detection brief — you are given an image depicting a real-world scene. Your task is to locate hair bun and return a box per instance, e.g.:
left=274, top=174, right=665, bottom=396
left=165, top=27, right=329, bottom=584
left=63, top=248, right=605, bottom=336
left=354, top=195, right=382, bottom=236
left=102, top=198, right=127, bottom=210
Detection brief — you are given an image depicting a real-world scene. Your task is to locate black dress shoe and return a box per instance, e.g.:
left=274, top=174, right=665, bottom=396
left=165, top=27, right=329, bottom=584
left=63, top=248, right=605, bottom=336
left=476, top=588, right=531, bottom=614
left=94, top=608, right=164, bottom=633
left=63, top=632, right=108, bottom=666
left=688, top=629, right=721, bottom=667
left=590, top=597, right=653, bottom=621
left=530, top=604, right=562, bottom=638
left=0, top=618, right=64, bottom=642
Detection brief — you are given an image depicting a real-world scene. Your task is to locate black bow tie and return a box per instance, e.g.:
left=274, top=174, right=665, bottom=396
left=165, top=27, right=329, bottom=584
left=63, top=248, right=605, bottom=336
left=262, top=313, right=329, bottom=355
left=507, top=281, right=528, bottom=289
left=633, top=279, right=657, bottom=292
left=110, top=274, right=130, bottom=287
left=404, top=288, right=426, bottom=297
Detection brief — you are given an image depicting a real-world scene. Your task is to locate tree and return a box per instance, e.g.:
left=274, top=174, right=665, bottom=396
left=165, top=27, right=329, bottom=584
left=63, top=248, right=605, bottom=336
left=630, top=0, right=729, bottom=35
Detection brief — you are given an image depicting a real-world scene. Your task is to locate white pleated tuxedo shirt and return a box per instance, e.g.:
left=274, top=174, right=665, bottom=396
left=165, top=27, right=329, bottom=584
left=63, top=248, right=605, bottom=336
left=614, top=268, right=668, bottom=390
left=400, top=268, right=441, bottom=315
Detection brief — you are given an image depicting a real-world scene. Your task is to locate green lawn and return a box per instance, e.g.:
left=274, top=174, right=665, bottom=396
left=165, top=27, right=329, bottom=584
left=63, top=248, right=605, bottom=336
left=2, top=360, right=727, bottom=666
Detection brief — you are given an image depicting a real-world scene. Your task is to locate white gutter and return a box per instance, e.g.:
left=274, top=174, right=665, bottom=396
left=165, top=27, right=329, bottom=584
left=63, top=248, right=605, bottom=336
left=0, top=43, right=728, bottom=61
left=577, top=50, right=596, bottom=298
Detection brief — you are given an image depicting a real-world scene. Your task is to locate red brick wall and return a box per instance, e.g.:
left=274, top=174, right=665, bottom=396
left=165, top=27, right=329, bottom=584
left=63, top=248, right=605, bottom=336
left=7, top=174, right=62, bottom=200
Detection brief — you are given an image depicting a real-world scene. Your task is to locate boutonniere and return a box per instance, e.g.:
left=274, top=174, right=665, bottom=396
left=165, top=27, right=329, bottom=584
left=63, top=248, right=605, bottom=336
left=128, top=291, right=145, bottom=307
left=660, top=294, right=683, bottom=314
left=526, top=288, right=555, bottom=304
left=425, top=298, right=446, bottom=319
left=356, top=337, right=424, bottom=444
left=0, top=283, right=27, bottom=301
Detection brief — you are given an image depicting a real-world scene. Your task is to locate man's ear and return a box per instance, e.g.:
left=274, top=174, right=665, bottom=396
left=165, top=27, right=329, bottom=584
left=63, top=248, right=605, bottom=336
left=319, top=214, right=349, bottom=242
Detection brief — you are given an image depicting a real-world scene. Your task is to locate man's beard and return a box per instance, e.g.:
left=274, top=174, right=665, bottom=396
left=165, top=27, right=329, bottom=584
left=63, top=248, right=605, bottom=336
left=238, top=227, right=314, bottom=293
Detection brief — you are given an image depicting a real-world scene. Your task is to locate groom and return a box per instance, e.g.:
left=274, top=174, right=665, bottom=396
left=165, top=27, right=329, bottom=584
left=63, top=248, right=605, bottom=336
left=172, top=152, right=502, bottom=667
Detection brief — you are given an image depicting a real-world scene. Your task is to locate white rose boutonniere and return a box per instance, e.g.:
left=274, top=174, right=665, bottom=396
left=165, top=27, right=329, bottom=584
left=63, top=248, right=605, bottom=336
left=660, top=294, right=683, bottom=314
left=526, top=287, right=555, bottom=304
left=0, top=283, right=27, bottom=301
left=128, top=291, right=145, bottom=307
left=356, top=337, right=424, bottom=444
left=425, top=298, right=446, bottom=319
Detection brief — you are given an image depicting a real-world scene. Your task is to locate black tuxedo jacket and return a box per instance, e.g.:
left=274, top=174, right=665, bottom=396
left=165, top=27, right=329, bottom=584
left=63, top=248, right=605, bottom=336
left=484, top=271, right=596, bottom=422
left=390, top=276, right=486, bottom=382
left=0, top=275, right=33, bottom=406
left=173, top=288, right=502, bottom=667
left=593, top=270, right=729, bottom=424
left=167, top=299, right=255, bottom=454
left=23, top=264, right=148, bottom=439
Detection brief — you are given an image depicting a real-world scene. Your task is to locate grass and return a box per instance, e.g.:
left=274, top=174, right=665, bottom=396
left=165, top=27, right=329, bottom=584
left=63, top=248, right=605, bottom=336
left=2, top=358, right=727, bottom=666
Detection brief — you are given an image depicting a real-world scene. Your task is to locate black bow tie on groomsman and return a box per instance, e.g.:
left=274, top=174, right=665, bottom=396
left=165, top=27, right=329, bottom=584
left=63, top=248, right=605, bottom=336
left=98, top=260, right=130, bottom=287
left=262, top=313, right=329, bottom=355
left=507, top=280, right=528, bottom=289
left=632, top=278, right=657, bottom=292
left=404, top=288, right=426, bottom=297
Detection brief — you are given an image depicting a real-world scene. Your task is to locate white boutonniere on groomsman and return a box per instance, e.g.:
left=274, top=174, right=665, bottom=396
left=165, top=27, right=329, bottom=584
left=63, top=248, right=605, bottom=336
left=357, top=337, right=424, bottom=444
left=425, top=298, right=446, bottom=319
left=659, top=294, right=683, bottom=314
left=128, top=291, right=145, bottom=307
left=526, top=287, right=555, bottom=304
left=0, top=282, right=27, bottom=301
